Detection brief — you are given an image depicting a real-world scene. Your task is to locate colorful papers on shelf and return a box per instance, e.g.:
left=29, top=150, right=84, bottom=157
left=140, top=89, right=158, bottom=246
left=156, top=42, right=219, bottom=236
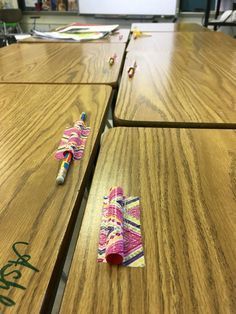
left=97, top=187, right=145, bottom=267
left=33, top=30, right=109, bottom=42
left=55, top=119, right=90, bottom=160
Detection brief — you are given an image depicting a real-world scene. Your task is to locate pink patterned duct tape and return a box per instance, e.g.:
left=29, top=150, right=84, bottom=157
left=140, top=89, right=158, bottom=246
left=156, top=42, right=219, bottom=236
left=55, top=120, right=90, bottom=160
left=98, top=187, right=145, bottom=267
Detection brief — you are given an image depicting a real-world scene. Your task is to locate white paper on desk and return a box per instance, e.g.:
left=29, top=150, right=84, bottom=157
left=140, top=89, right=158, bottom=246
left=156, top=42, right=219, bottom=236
left=15, top=34, right=32, bottom=41
left=33, top=30, right=109, bottom=41
left=56, top=24, right=119, bottom=33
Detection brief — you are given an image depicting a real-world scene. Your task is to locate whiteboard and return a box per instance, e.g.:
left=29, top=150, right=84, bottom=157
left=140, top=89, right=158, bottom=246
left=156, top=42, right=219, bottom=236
left=79, top=0, right=178, bottom=15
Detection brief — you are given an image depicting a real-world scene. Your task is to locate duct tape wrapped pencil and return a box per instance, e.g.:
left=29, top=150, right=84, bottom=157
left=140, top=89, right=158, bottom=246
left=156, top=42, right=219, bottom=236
left=55, top=112, right=90, bottom=185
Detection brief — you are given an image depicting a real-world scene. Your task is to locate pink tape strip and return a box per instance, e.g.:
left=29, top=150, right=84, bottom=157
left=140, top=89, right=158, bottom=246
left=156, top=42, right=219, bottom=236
left=98, top=187, right=145, bottom=267
left=55, top=121, right=90, bottom=160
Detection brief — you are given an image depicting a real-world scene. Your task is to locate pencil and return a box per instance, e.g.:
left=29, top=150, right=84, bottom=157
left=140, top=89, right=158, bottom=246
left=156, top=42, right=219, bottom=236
left=56, top=112, right=86, bottom=185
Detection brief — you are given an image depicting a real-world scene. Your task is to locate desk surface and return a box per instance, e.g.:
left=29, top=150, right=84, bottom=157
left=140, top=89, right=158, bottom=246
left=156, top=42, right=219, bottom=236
left=131, top=22, right=210, bottom=32
left=127, top=31, right=236, bottom=52
left=0, top=84, right=112, bottom=313
left=19, top=29, right=130, bottom=44
left=114, top=49, right=236, bottom=128
left=59, top=127, right=236, bottom=314
left=0, top=43, right=125, bottom=86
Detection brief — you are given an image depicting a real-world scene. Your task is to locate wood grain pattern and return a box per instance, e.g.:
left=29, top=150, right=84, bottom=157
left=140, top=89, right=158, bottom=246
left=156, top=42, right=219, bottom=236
left=0, top=43, right=125, bottom=86
left=131, top=23, right=210, bottom=32
left=114, top=49, right=236, bottom=127
left=0, top=84, right=112, bottom=313
left=19, top=29, right=130, bottom=44
left=59, top=127, right=236, bottom=314
left=127, top=31, right=236, bottom=52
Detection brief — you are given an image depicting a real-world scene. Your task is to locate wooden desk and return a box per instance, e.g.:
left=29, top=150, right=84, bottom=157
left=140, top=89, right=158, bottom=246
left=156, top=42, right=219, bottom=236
left=59, top=127, right=236, bottom=314
left=19, top=29, right=130, bottom=44
left=127, top=31, right=236, bottom=52
left=114, top=49, right=236, bottom=128
left=0, top=43, right=125, bottom=86
left=131, top=22, right=210, bottom=32
left=0, top=83, right=112, bottom=313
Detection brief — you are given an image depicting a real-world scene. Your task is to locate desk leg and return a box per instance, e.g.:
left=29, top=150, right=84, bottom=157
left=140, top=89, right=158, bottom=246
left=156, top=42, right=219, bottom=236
left=204, top=0, right=212, bottom=27
left=214, top=0, right=222, bottom=30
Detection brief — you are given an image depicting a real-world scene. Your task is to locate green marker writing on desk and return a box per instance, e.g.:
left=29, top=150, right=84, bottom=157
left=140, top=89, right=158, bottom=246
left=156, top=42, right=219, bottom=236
left=56, top=112, right=87, bottom=185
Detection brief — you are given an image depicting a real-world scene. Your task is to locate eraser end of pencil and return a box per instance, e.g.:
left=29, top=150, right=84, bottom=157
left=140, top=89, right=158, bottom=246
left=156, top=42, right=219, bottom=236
left=56, top=176, right=65, bottom=185
left=81, top=112, right=86, bottom=121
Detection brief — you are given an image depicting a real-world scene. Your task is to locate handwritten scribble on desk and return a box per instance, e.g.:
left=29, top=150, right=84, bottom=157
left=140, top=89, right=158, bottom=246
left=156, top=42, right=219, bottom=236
left=0, top=242, right=39, bottom=307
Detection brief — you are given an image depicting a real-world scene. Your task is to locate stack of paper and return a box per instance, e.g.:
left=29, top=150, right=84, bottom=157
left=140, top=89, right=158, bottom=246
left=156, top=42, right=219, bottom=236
left=33, top=23, right=119, bottom=42
left=56, top=23, right=119, bottom=33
